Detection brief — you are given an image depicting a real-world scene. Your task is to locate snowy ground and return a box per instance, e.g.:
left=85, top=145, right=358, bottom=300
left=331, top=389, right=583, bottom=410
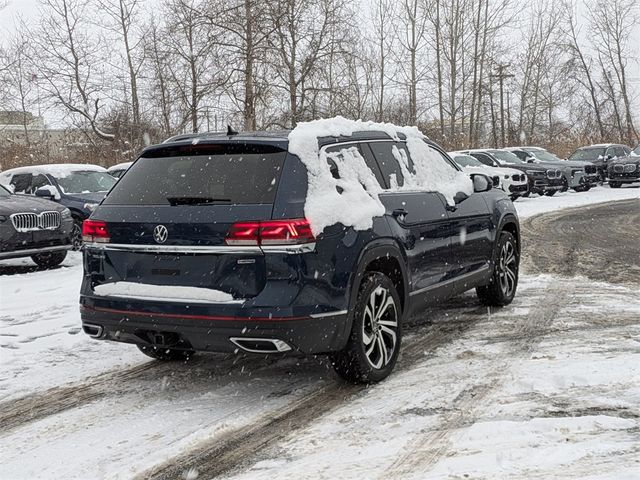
left=0, top=184, right=639, bottom=479
left=512, top=183, right=639, bottom=219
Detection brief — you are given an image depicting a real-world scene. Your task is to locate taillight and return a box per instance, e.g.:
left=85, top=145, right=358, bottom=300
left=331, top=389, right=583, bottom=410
left=82, top=220, right=110, bottom=243
left=226, top=219, right=315, bottom=246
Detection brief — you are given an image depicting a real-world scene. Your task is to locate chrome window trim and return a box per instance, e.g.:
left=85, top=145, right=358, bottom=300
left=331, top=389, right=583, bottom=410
left=261, top=243, right=316, bottom=254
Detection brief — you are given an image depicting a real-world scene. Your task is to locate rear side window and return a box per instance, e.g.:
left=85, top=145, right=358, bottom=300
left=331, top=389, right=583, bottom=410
left=325, top=143, right=385, bottom=187
left=31, top=174, right=52, bottom=193
left=367, top=141, right=406, bottom=188
left=10, top=173, right=32, bottom=193
left=614, top=146, right=626, bottom=157
left=471, top=153, right=495, bottom=167
left=511, top=150, right=527, bottom=161
left=103, top=144, right=286, bottom=205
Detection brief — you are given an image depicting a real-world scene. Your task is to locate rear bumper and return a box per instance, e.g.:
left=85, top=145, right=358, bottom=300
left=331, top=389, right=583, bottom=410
left=0, top=243, right=71, bottom=260
left=79, top=302, right=349, bottom=355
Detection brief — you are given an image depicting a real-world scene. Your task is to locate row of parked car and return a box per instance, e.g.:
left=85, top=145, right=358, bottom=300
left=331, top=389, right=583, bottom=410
left=0, top=140, right=638, bottom=271
left=448, top=142, right=640, bottom=200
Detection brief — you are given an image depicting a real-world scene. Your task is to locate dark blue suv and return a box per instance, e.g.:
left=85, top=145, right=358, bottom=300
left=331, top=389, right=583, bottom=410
left=80, top=127, right=520, bottom=383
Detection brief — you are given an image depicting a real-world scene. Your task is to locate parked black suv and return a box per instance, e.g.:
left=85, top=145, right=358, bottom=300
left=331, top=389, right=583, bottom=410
left=0, top=184, right=73, bottom=267
left=568, top=144, right=632, bottom=182
left=80, top=125, right=520, bottom=383
left=608, top=155, right=640, bottom=188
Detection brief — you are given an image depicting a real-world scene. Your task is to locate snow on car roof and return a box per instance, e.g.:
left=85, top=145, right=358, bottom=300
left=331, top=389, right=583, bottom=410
left=509, top=146, right=544, bottom=151
left=288, top=116, right=473, bottom=235
left=107, top=162, right=133, bottom=172
left=464, top=148, right=494, bottom=153
left=0, top=163, right=107, bottom=179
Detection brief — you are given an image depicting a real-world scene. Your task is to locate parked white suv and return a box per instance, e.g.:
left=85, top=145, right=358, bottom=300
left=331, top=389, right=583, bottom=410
left=449, top=152, right=529, bottom=200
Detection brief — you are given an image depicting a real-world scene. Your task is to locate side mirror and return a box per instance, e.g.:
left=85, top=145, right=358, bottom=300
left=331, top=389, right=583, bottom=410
left=471, top=174, right=492, bottom=193
left=35, top=186, right=60, bottom=201
left=526, top=158, right=535, bottom=163
left=453, top=191, right=469, bottom=204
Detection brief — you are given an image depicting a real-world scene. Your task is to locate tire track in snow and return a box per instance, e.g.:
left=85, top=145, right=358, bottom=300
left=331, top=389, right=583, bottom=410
left=379, top=197, right=638, bottom=477
left=0, top=352, right=287, bottom=434
left=137, top=304, right=491, bottom=480
left=0, top=361, right=157, bottom=433
left=382, top=279, right=570, bottom=478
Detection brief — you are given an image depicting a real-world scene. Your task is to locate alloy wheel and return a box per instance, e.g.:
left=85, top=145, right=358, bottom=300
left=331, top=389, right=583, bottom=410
left=362, top=286, right=398, bottom=369
left=71, top=223, right=83, bottom=250
left=498, top=241, right=517, bottom=297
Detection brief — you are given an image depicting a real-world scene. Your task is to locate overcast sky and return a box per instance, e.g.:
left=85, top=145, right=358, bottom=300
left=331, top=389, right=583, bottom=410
left=1, top=0, right=638, bottom=122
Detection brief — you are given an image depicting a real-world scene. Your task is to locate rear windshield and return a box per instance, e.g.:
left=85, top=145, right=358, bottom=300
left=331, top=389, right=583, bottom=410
left=102, top=144, right=286, bottom=206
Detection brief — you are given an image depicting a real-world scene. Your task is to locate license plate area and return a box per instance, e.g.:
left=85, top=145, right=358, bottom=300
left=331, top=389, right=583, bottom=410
left=99, top=249, right=265, bottom=298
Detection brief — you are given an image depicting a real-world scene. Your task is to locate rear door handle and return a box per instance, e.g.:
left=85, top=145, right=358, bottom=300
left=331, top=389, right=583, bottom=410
left=392, top=208, right=408, bottom=217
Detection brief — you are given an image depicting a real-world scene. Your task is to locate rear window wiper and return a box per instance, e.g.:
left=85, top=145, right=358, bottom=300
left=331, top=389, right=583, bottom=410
left=166, top=196, right=232, bottom=206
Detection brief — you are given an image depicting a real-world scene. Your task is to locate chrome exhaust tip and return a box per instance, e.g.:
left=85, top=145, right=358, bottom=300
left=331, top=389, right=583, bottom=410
left=229, top=337, right=292, bottom=353
left=82, top=323, right=104, bottom=338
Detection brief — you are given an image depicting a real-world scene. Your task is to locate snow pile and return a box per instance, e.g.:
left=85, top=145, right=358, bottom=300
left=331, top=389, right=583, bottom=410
left=288, top=116, right=473, bottom=235
left=94, top=282, right=236, bottom=304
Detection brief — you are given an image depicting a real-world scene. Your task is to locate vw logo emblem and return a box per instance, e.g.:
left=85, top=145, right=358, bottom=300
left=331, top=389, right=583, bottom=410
left=153, top=225, right=168, bottom=244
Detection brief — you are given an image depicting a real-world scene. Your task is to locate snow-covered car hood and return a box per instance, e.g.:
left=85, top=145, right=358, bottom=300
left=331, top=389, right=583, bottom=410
left=528, top=160, right=574, bottom=170
left=0, top=194, right=67, bottom=215
left=462, top=165, right=524, bottom=178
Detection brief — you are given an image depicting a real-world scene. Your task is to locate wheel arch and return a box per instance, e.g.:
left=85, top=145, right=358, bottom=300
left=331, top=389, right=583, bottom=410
left=498, top=214, right=521, bottom=254
left=342, top=239, right=409, bottom=341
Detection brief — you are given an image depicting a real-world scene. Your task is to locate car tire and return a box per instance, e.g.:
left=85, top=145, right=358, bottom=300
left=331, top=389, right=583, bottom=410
left=137, top=344, right=195, bottom=361
left=476, top=231, right=519, bottom=307
left=71, top=219, right=83, bottom=251
left=544, top=190, right=557, bottom=196
left=332, top=272, right=402, bottom=384
left=609, top=181, right=621, bottom=189
left=31, top=251, right=68, bottom=268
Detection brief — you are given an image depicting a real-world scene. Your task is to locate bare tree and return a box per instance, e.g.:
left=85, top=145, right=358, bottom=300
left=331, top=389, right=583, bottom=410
left=34, top=0, right=115, bottom=141
left=562, top=0, right=604, bottom=140
left=144, top=16, right=174, bottom=136
left=588, top=0, right=639, bottom=143
left=202, top=0, right=272, bottom=130
left=162, top=0, right=227, bottom=132
left=370, top=0, right=395, bottom=122
left=267, top=0, right=350, bottom=127
left=94, top=0, right=146, bottom=138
